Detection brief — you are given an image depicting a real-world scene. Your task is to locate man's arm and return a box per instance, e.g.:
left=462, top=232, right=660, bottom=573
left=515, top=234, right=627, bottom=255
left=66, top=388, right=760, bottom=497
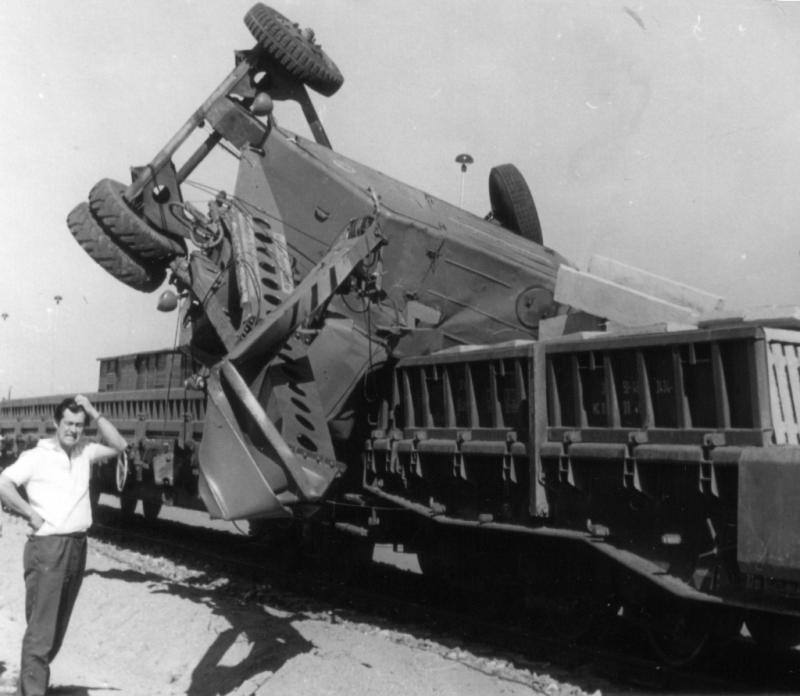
left=74, top=394, right=128, bottom=457
left=0, top=474, right=44, bottom=531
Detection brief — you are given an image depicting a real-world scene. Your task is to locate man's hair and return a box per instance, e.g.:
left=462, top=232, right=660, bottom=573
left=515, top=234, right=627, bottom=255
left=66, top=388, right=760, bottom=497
left=54, top=397, right=87, bottom=423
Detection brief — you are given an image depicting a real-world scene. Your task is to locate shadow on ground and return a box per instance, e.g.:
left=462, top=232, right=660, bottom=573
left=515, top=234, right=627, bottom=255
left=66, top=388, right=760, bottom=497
left=84, top=567, right=313, bottom=696
left=0, top=662, right=15, bottom=696
left=48, top=686, right=120, bottom=695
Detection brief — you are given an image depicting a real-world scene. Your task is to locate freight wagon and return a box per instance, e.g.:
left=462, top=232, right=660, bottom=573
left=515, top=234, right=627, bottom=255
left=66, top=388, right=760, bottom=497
left=355, top=320, right=800, bottom=662
left=0, top=348, right=206, bottom=520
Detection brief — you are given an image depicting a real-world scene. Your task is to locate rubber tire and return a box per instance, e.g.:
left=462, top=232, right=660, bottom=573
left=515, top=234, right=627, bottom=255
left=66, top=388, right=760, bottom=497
left=488, top=164, right=543, bottom=245
left=244, top=3, right=344, bottom=97
left=67, top=202, right=166, bottom=293
left=89, top=178, right=185, bottom=261
left=646, top=614, right=711, bottom=667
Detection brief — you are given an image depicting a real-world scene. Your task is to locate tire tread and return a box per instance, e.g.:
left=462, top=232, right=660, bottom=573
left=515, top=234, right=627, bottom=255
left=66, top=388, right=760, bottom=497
left=489, top=164, right=543, bottom=245
left=244, top=3, right=344, bottom=97
left=67, top=202, right=166, bottom=293
left=88, top=178, right=184, bottom=260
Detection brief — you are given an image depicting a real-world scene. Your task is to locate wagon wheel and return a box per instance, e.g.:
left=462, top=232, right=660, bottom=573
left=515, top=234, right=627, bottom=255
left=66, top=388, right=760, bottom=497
left=544, top=593, right=621, bottom=644
left=746, top=613, right=800, bottom=651
left=115, top=451, right=129, bottom=493
left=89, top=178, right=186, bottom=261
left=535, top=550, right=621, bottom=644
left=488, top=164, right=543, bottom=245
left=645, top=602, right=712, bottom=666
left=416, top=539, right=464, bottom=585
left=244, top=3, right=344, bottom=97
left=67, top=202, right=166, bottom=293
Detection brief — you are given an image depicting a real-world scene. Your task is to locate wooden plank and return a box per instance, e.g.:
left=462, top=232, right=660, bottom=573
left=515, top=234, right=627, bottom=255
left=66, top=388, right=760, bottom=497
left=554, top=266, right=699, bottom=327
left=699, top=305, right=800, bottom=330
left=604, top=321, right=697, bottom=335
left=538, top=312, right=605, bottom=340
left=537, top=314, right=569, bottom=341
left=588, top=255, right=724, bottom=313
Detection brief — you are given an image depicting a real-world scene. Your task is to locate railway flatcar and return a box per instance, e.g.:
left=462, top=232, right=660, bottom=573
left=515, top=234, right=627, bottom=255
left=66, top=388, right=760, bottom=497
left=357, top=322, right=800, bottom=662
left=51, top=3, right=800, bottom=664
left=0, top=348, right=206, bottom=520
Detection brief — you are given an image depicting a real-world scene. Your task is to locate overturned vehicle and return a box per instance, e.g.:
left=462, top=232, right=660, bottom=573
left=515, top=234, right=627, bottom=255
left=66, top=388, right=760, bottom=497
left=66, top=4, right=800, bottom=664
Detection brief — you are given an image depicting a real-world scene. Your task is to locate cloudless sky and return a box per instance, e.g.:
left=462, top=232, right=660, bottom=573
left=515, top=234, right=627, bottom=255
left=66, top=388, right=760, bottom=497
left=1, top=0, right=799, bottom=397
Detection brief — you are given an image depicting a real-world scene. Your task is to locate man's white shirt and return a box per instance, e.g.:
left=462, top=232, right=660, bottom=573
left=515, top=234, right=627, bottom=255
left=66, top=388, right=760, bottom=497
left=3, top=439, right=102, bottom=535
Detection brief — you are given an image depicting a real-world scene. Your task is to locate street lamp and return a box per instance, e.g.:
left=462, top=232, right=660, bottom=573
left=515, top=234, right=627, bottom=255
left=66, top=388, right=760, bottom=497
left=455, top=153, right=473, bottom=208
left=48, top=296, right=64, bottom=392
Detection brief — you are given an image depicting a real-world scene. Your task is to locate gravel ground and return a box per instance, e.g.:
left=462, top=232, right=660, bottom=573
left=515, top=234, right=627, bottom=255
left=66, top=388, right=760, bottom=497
left=0, top=509, right=607, bottom=696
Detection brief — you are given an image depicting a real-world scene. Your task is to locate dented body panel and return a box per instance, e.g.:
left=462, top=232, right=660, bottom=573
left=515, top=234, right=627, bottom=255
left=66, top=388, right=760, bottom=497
left=234, top=130, right=571, bottom=349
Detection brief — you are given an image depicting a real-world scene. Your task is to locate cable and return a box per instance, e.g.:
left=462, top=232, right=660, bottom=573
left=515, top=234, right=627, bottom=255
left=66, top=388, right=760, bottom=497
left=182, top=179, right=321, bottom=269
left=339, top=290, right=370, bottom=315
left=197, top=259, right=233, bottom=311
left=189, top=180, right=377, bottom=285
left=362, top=296, right=378, bottom=405
left=137, top=304, right=187, bottom=486
left=198, top=121, right=241, bottom=162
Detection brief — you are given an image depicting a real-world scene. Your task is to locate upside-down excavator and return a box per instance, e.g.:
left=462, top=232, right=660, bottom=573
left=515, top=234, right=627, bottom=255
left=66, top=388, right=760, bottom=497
left=64, top=4, right=800, bottom=664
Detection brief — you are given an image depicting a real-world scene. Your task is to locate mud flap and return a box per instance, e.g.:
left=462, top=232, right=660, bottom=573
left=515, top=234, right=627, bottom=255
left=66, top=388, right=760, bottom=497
left=738, top=446, right=800, bottom=581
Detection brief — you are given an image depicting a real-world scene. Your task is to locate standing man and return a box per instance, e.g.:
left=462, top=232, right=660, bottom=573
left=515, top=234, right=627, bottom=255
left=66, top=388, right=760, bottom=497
left=0, top=395, right=127, bottom=696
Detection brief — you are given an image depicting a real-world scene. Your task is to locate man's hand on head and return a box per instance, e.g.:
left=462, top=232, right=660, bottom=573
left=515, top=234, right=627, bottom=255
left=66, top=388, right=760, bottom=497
left=73, top=394, right=99, bottom=421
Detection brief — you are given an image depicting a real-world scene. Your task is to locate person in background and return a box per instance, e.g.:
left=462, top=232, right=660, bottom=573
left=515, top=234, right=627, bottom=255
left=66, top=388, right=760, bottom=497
left=0, top=395, right=127, bottom=696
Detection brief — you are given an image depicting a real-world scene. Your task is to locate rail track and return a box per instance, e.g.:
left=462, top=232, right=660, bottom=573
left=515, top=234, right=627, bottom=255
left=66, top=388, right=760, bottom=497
left=86, top=501, right=800, bottom=693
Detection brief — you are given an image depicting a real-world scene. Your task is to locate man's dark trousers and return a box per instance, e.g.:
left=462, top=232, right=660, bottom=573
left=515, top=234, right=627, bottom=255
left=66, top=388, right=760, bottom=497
left=18, top=534, right=87, bottom=696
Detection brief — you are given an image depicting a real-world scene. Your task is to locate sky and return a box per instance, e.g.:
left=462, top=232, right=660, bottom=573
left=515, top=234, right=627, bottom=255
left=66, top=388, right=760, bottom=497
left=1, top=0, right=799, bottom=397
